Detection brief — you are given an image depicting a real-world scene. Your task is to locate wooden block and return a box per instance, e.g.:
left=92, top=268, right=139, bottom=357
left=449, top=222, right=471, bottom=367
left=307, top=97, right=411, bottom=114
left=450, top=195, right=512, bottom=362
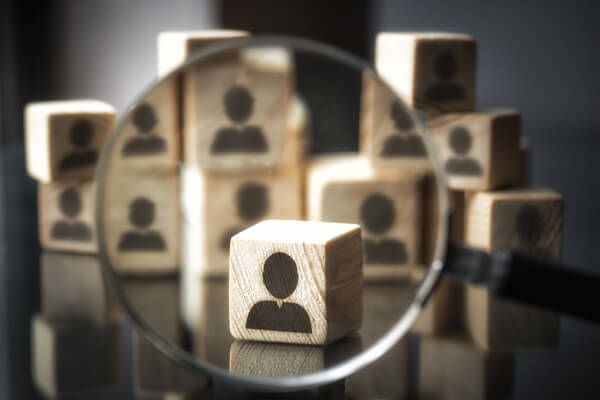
left=375, top=32, right=476, bottom=113
left=426, top=110, right=522, bottom=190
left=306, top=154, right=426, bottom=280
left=183, top=46, right=294, bottom=171
left=38, top=180, right=97, bottom=253
left=412, top=277, right=463, bottom=335
left=419, top=333, right=515, bottom=400
left=157, top=30, right=249, bottom=77
left=229, top=220, right=362, bottom=345
left=41, top=251, right=121, bottom=325
left=31, top=315, right=121, bottom=398
left=25, top=100, right=115, bottom=182
left=464, top=188, right=563, bottom=350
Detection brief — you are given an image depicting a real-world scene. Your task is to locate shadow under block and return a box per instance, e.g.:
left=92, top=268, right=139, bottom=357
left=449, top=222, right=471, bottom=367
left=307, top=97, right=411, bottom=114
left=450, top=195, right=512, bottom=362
left=306, top=154, right=427, bottom=280
left=229, top=220, right=363, bottom=345
left=157, top=30, right=249, bottom=77
left=25, top=100, right=115, bottom=182
left=38, top=180, right=97, bottom=253
left=419, top=334, right=515, bottom=400
left=41, top=252, right=121, bottom=326
left=183, top=46, right=294, bottom=171
left=426, top=110, right=522, bottom=190
left=464, top=188, right=563, bottom=350
left=375, top=32, right=476, bottom=113
left=31, top=315, right=121, bottom=398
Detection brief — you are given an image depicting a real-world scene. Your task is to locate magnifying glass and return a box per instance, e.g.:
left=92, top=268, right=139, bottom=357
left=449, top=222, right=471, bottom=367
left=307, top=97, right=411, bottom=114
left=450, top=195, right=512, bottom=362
left=95, top=34, right=600, bottom=393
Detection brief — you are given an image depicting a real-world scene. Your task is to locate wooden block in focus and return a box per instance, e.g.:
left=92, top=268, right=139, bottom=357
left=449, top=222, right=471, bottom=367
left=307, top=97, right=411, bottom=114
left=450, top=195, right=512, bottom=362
left=183, top=46, right=294, bottom=171
left=419, top=333, right=515, bottom=400
left=375, top=32, right=476, bottom=113
left=41, top=251, right=121, bottom=325
left=465, top=188, right=563, bottom=350
left=31, top=315, right=121, bottom=398
left=25, top=100, right=115, bottom=182
left=157, top=30, right=249, bottom=77
left=426, top=110, right=522, bottom=190
left=306, top=154, right=426, bottom=280
left=229, top=220, right=362, bottom=345
left=38, top=180, right=97, bottom=253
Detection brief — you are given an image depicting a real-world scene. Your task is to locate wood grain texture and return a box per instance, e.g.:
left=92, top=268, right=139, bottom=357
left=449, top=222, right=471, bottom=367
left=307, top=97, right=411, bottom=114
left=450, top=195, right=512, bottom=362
left=464, top=188, right=563, bottom=350
left=25, top=100, right=115, bottom=182
left=426, top=110, right=522, bottom=190
left=376, top=32, right=476, bottom=113
left=229, top=220, right=362, bottom=345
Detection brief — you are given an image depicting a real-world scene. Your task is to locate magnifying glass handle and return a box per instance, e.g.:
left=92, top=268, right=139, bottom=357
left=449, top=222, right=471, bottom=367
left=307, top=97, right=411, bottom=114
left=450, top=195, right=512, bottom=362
left=444, top=241, right=600, bottom=323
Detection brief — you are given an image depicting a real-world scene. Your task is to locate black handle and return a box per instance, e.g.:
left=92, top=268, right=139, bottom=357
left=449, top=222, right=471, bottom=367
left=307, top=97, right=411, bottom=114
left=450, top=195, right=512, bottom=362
left=444, top=241, right=600, bottom=323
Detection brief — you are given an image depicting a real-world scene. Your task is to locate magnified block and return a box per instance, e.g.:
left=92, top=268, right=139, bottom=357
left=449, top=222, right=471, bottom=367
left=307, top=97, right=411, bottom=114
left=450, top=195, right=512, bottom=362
left=229, top=220, right=362, bottom=345
left=25, top=100, right=115, bottom=183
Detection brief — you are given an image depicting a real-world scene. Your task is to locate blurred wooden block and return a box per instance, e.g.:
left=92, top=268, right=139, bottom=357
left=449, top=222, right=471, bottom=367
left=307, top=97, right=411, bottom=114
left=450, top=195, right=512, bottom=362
left=376, top=32, right=476, bottom=113
left=229, top=220, right=362, bottom=345
left=183, top=46, right=294, bottom=171
left=419, top=333, right=515, bottom=400
left=465, top=188, right=563, bottom=350
left=25, top=100, right=115, bottom=182
left=306, top=154, right=426, bottom=280
left=157, top=30, right=249, bottom=77
left=426, top=110, right=522, bottom=190
left=38, top=180, right=97, bottom=253
left=41, top=251, right=121, bottom=325
left=412, top=277, right=463, bottom=335
left=31, top=315, right=121, bottom=398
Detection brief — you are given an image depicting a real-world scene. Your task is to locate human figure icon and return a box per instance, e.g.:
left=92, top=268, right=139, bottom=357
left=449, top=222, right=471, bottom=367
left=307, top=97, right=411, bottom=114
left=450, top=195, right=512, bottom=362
left=117, top=197, right=166, bottom=251
left=515, top=205, right=552, bottom=259
left=210, top=85, right=268, bottom=154
left=359, top=193, right=407, bottom=264
left=122, top=103, right=167, bottom=156
left=58, top=119, right=98, bottom=172
left=246, top=252, right=312, bottom=333
left=50, top=188, right=93, bottom=241
left=380, top=100, right=427, bottom=158
left=424, top=51, right=465, bottom=103
left=444, top=126, right=482, bottom=176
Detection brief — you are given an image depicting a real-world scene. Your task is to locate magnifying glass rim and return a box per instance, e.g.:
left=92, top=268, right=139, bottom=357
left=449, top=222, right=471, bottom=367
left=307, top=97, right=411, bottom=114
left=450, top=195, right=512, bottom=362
left=95, top=34, right=452, bottom=392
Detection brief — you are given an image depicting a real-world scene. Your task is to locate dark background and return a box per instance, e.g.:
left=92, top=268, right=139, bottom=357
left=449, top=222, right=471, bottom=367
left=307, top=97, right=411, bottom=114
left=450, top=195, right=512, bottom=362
left=1, top=0, right=599, bottom=399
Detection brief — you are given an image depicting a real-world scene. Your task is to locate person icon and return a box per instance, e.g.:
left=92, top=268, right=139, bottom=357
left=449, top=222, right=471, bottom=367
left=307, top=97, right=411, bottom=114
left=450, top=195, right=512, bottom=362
left=359, top=193, right=408, bottom=264
left=210, top=85, right=268, bottom=154
left=58, top=119, right=98, bottom=172
left=246, top=252, right=312, bottom=333
left=380, top=100, right=427, bottom=158
left=117, top=197, right=166, bottom=251
left=515, top=205, right=552, bottom=259
left=444, top=126, right=482, bottom=176
left=424, top=51, right=465, bottom=104
left=121, top=103, right=167, bottom=156
left=50, top=188, right=93, bottom=241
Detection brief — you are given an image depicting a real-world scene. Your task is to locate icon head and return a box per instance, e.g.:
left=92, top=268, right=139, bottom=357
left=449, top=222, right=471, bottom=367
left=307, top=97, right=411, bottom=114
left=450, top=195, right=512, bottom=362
left=516, top=205, right=543, bottom=244
left=360, top=193, right=395, bottom=234
left=434, top=51, right=457, bottom=82
left=390, top=100, right=414, bottom=131
left=129, top=197, right=155, bottom=228
left=132, top=103, right=157, bottom=133
left=262, top=252, right=298, bottom=299
left=69, top=119, right=94, bottom=148
left=448, top=126, right=472, bottom=156
left=224, top=85, right=254, bottom=124
left=236, top=183, right=268, bottom=221
left=59, top=188, right=82, bottom=218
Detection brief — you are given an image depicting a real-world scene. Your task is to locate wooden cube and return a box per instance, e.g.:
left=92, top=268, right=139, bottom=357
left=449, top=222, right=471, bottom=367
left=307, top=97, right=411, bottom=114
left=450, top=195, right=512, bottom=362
left=229, top=220, right=362, bottom=345
left=412, top=277, right=463, bottom=335
left=464, top=188, right=563, bottom=350
left=376, top=32, right=476, bottom=113
left=306, top=154, right=426, bottom=280
left=426, top=110, right=522, bottom=190
left=38, top=180, right=97, bottom=254
left=157, top=30, right=249, bottom=77
left=183, top=46, right=294, bottom=171
left=25, top=100, right=115, bottom=182
left=41, top=251, right=121, bottom=325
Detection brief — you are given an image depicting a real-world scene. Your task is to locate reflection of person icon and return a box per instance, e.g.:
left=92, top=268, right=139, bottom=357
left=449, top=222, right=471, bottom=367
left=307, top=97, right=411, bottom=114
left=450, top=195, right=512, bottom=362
left=122, top=103, right=166, bottom=156
left=246, top=252, right=312, bottom=333
left=117, top=197, right=166, bottom=251
left=210, top=85, right=268, bottom=154
left=50, top=188, right=92, bottom=241
left=444, top=126, right=482, bottom=176
left=58, top=119, right=98, bottom=172
left=424, top=51, right=465, bottom=103
left=360, top=193, right=407, bottom=264
left=380, top=100, right=426, bottom=158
